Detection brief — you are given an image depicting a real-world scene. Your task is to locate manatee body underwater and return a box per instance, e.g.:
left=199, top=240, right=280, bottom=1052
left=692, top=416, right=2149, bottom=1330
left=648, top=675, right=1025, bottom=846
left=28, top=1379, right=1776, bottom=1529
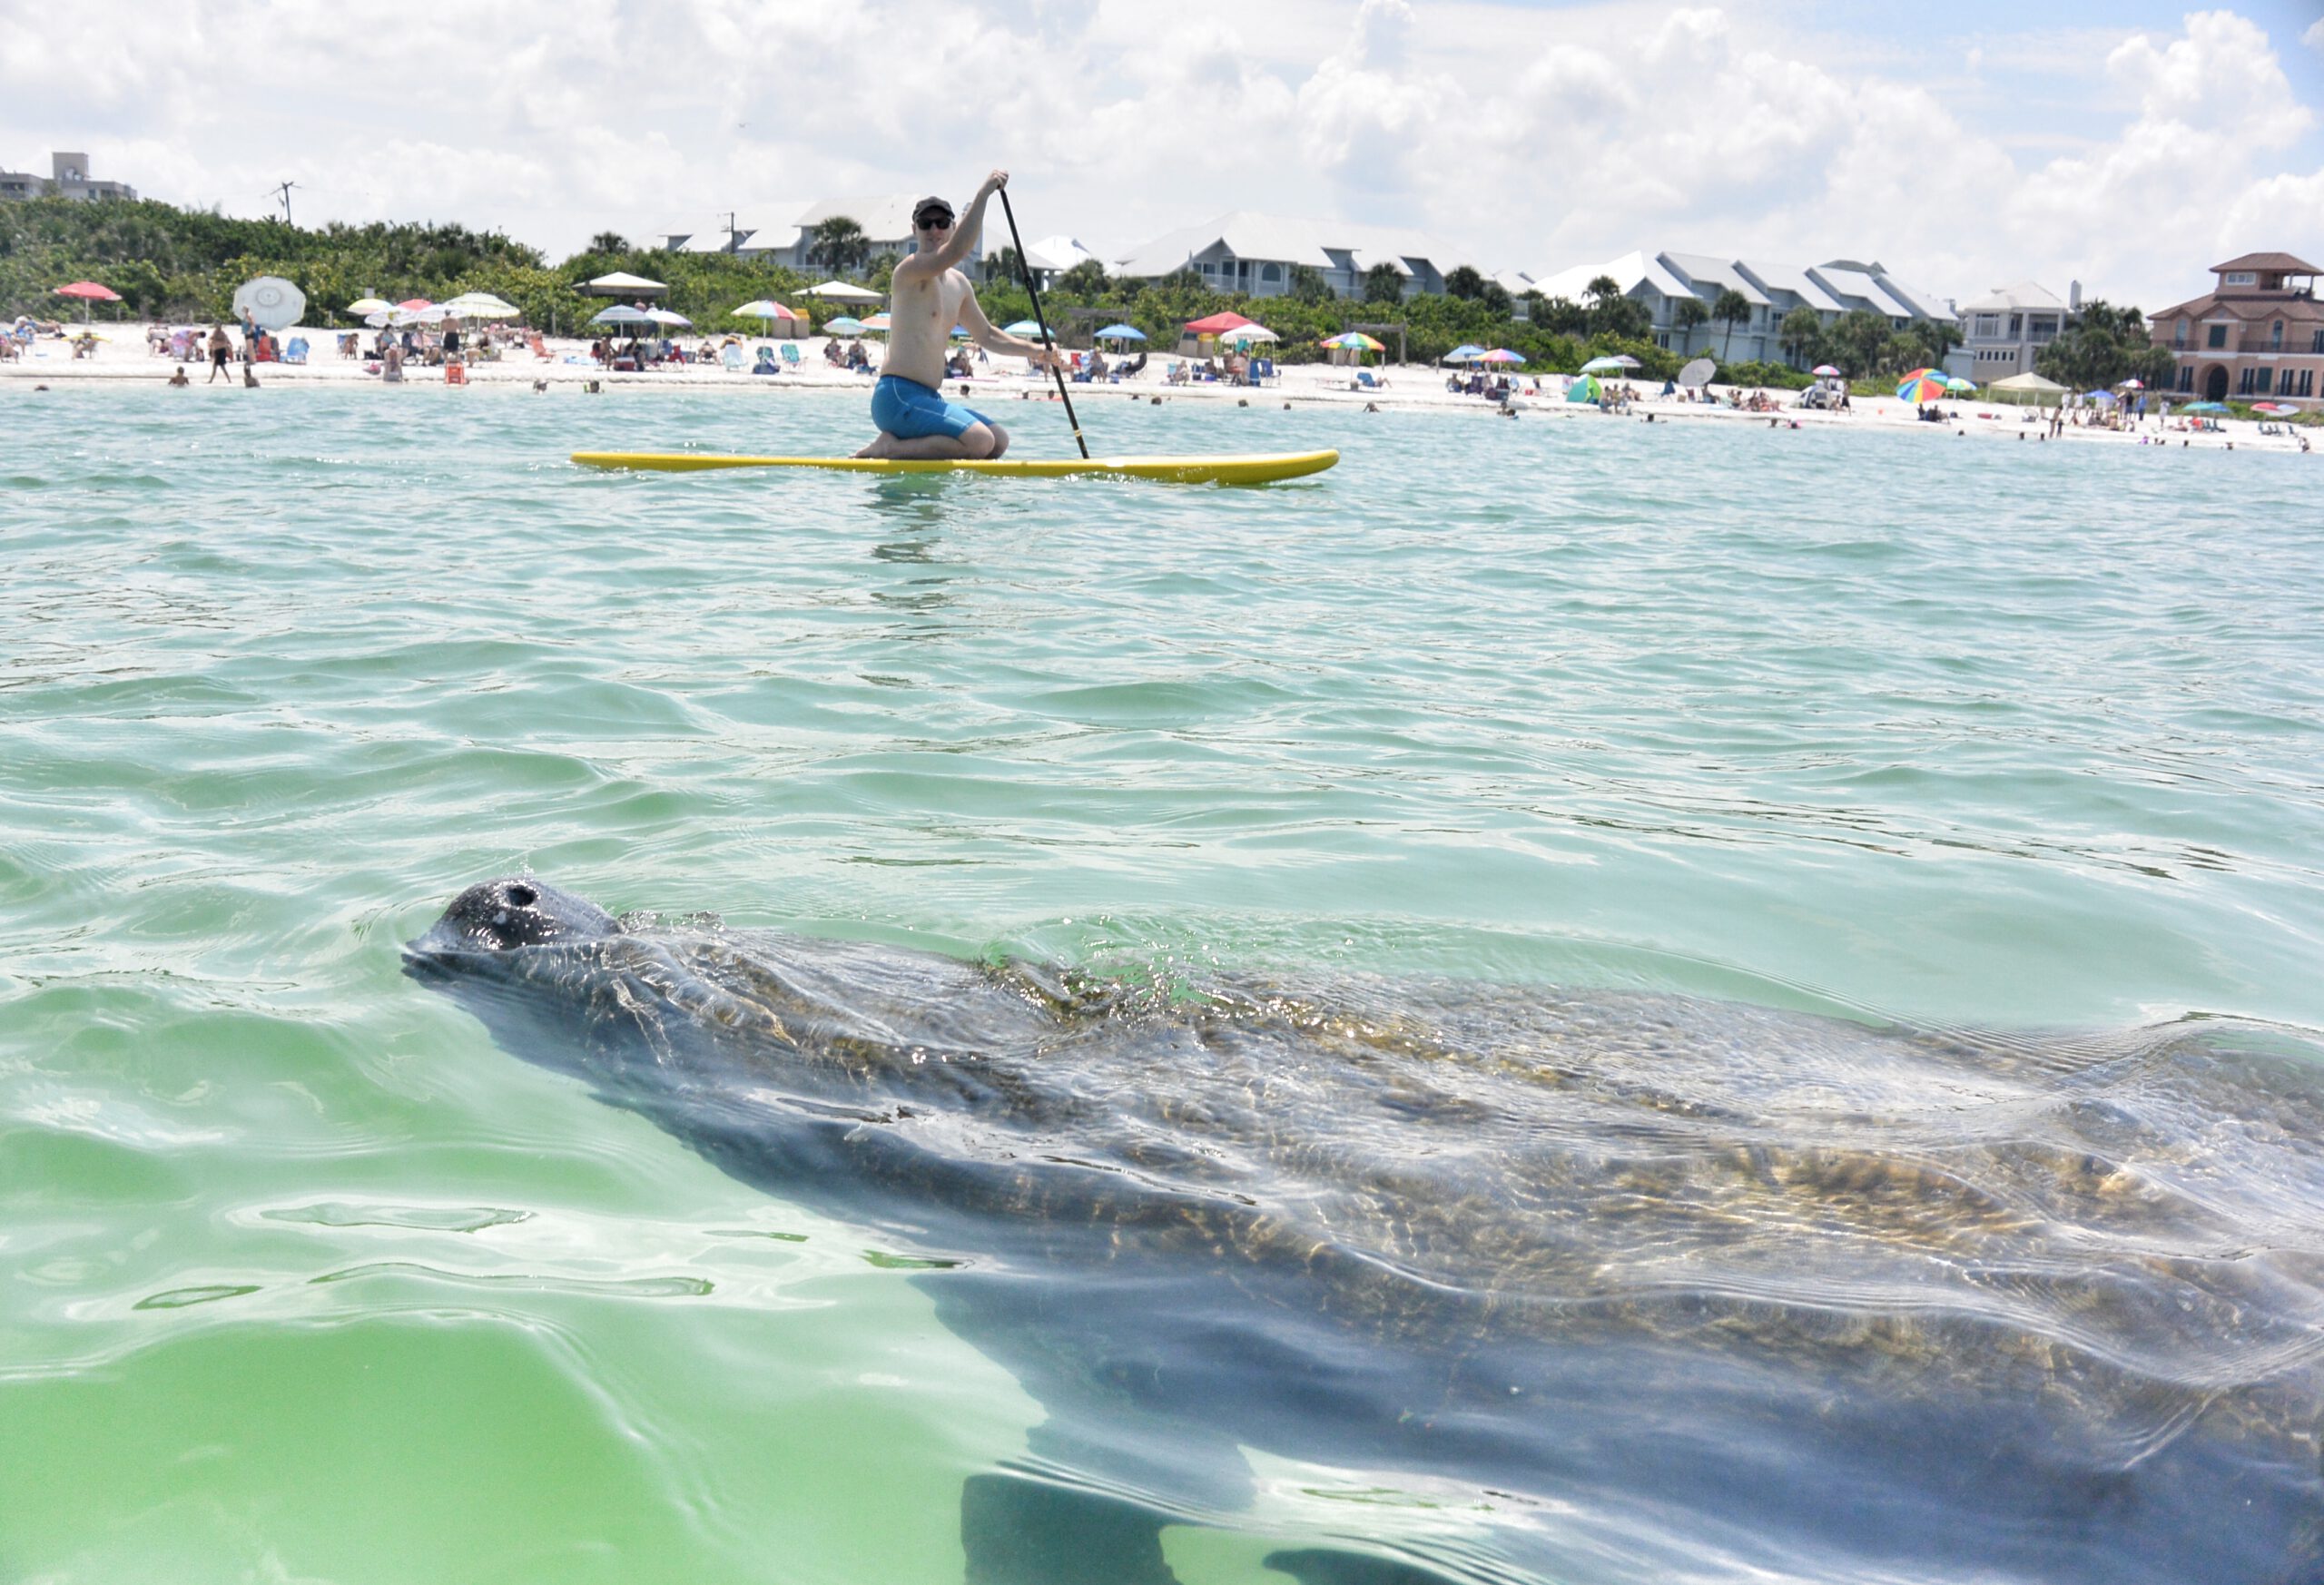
left=404, top=877, right=2324, bottom=1585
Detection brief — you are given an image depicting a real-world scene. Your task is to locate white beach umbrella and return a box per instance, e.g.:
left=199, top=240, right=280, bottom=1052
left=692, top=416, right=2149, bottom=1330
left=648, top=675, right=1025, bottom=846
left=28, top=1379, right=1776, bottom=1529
left=231, top=275, right=307, bottom=331
left=441, top=292, right=521, bottom=320
left=804, top=281, right=885, bottom=304
left=584, top=271, right=668, bottom=296
left=645, top=307, right=693, bottom=328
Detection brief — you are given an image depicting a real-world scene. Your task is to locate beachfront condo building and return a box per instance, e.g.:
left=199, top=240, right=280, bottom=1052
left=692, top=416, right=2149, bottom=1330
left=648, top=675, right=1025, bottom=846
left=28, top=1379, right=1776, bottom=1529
left=1531, top=251, right=1961, bottom=372
left=2149, top=252, right=2323, bottom=408
left=1957, top=281, right=2075, bottom=379
left=1110, top=212, right=1481, bottom=300
left=0, top=151, right=136, bottom=202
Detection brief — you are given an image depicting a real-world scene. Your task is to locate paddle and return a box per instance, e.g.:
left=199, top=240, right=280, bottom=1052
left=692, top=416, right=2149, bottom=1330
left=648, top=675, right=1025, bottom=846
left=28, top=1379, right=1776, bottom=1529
left=996, top=186, right=1088, bottom=460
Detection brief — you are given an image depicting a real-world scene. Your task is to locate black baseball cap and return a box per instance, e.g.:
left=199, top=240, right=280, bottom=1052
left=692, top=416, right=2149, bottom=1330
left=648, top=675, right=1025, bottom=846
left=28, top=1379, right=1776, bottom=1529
left=912, top=196, right=954, bottom=224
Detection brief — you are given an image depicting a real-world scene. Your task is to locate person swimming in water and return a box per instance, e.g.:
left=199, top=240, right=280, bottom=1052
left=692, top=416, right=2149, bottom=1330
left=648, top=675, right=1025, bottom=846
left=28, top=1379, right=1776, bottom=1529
left=852, top=172, right=1068, bottom=460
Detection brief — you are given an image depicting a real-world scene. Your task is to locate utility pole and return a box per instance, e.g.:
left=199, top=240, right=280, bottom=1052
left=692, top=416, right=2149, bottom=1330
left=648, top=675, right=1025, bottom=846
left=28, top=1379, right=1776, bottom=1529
left=269, top=180, right=299, bottom=225
left=724, top=210, right=740, bottom=254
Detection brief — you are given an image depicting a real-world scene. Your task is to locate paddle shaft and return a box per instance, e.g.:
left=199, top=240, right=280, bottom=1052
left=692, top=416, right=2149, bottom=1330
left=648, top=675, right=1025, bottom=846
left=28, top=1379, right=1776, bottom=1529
left=996, top=187, right=1088, bottom=459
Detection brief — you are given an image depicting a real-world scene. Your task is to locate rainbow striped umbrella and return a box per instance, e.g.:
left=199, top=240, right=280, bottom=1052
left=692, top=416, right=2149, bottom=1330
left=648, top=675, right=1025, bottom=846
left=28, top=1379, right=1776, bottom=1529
left=1324, top=331, right=1385, bottom=351
left=1896, top=367, right=1948, bottom=402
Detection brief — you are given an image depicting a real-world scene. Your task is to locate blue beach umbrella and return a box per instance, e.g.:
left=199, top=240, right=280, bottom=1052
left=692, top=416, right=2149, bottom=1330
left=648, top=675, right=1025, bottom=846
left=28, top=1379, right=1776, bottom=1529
left=1003, top=319, right=1043, bottom=336
left=823, top=316, right=864, bottom=335
left=2183, top=400, right=2229, bottom=413
left=1095, top=323, right=1147, bottom=342
left=589, top=303, right=653, bottom=326
left=1444, top=343, right=1487, bottom=364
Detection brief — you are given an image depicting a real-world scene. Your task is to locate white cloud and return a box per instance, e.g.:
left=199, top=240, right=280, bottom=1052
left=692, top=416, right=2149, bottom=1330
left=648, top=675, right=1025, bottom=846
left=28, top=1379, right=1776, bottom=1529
left=2, top=1, right=2319, bottom=313
left=2306, top=16, right=2324, bottom=53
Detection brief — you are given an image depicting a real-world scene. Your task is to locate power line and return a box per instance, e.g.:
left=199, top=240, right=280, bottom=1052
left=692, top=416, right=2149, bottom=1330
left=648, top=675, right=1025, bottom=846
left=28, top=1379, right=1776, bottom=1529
left=268, top=179, right=299, bottom=226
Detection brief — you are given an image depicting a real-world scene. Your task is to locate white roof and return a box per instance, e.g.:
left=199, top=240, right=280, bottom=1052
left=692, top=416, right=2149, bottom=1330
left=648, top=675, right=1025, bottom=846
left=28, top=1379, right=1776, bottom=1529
left=1531, top=251, right=1693, bottom=304
left=1114, top=210, right=1479, bottom=279
left=1958, top=281, right=2066, bottom=314
left=738, top=224, right=803, bottom=255
left=680, top=227, right=752, bottom=254
left=1876, top=276, right=1955, bottom=321
left=1021, top=233, right=1098, bottom=272
left=1659, top=251, right=1770, bottom=306
left=1735, top=259, right=1845, bottom=313
left=1492, top=270, right=1536, bottom=297
left=1808, top=263, right=1917, bottom=319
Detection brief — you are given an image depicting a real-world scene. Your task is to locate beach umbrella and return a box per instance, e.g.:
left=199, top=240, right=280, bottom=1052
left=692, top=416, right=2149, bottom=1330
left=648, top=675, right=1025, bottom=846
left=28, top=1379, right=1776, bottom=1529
left=584, top=271, right=666, bottom=297
left=1679, top=357, right=1716, bottom=389
left=1578, top=354, right=1633, bottom=372
left=2116, top=377, right=2143, bottom=390
left=1566, top=374, right=1602, bottom=403
left=1095, top=323, right=1147, bottom=342
left=645, top=307, right=691, bottom=328
left=1184, top=310, right=1254, bottom=336
left=822, top=316, right=865, bottom=335
left=1003, top=320, right=1042, bottom=337
left=346, top=296, right=394, bottom=316
left=2183, top=400, right=2229, bottom=413
left=1896, top=369, right=1949, bottom=402
left=1224, top=325, right=1278, bottom=347
left=1478, top=349, right=1525, bottom=364
left=589, top=304, right=654, bottom=327
left=860, top=312, right=891, bottom=332
left=440, top=292, right=521, bottom=320
left=2081, top=389, right=2117, bottom=403
left=1811, top=363, right=1841, bottom=377
left=1943, top=376, right=1975, bottom=394
left=731, top=299, right=803, bottom=323
left=1443, top=343, right=1487, bottom=364
left=53, top=280, right=122, bottom=321
left=804, top=281, right=883, bottom=304
left=1324, top=331, right=1385, bottom=351
left=2251, top=401, right=2297, bottom=414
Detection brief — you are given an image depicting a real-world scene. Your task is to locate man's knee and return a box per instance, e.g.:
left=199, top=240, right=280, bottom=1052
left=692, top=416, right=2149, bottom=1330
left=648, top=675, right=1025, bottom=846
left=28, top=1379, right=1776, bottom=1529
left=960, top=421, right=1001, bottom=458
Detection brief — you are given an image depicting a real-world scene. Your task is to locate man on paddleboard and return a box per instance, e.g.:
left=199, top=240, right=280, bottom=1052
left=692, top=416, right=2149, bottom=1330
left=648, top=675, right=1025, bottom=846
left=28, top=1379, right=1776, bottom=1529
left=853, top=172, right=1067, bottom=460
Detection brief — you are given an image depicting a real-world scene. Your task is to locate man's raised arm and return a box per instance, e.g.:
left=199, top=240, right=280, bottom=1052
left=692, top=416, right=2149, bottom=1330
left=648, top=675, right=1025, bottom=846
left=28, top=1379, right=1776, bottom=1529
left=909, top=171, right=1006, bottom=279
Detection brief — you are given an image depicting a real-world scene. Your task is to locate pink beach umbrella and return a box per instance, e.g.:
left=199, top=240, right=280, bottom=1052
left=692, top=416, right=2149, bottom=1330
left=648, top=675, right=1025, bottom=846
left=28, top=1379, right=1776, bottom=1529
left=54, top=280, right=123, bottom=321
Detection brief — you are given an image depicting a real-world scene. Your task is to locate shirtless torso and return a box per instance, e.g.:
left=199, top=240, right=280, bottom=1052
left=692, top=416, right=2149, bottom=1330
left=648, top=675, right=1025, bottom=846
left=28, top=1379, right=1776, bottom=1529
left=852, top=171, right=1067, bottom=461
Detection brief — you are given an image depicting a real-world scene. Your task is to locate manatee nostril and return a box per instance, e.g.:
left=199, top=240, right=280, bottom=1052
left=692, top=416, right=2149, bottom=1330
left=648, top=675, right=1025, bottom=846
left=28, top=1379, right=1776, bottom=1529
left=507, top=882, right=538, bottom=909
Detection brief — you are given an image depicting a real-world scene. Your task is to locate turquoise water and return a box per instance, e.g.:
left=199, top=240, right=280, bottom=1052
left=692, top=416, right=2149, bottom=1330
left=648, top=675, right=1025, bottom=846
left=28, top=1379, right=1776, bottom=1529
left=5, top=384, right=2323, bottom=1582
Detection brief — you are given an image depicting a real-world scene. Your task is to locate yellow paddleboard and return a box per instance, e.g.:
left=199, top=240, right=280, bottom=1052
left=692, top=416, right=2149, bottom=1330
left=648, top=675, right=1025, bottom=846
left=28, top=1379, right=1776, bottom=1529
left=570, top=449, right=1339, bottom=486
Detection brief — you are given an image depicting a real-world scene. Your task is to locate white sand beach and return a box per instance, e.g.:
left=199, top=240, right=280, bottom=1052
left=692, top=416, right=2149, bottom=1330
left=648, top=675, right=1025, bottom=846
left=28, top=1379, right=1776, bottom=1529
left=3, top=320, right=2311, bottom=457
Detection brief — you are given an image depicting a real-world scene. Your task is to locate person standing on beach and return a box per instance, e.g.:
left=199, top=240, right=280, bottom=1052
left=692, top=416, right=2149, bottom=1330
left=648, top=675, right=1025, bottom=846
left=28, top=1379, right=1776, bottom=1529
left=853, top=172, right=1068, bottom=459
left=206, top=324, right=232, bottom=383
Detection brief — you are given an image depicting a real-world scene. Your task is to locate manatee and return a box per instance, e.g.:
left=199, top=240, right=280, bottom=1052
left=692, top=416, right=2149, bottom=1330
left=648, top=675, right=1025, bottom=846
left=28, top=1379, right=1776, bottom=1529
left=405, top=877, right=2324, bottom=1584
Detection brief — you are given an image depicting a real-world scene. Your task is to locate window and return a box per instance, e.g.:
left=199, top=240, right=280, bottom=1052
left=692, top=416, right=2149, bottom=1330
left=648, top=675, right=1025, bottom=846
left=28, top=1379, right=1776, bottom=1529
left=2257, top=368, right=2274, bottom=393
left=1260, top=262, right=1281, bottom=284
left=2007, top=313, right=2023, bottom=337
left=2271, top=320, right=2284, bottom=349
left=1973, top=315, right=2000, bottom=339
left=2207, top=323, right=2229, bottom=349
left=2178, top=318, right=2191, bottom=346
left=2176, top=366, right=2194, bottom=392
left=2238, top=367, right=2257, bottom=394
left=2225, top=271, right=2256, bottom=286
left=2313, top=330, right=2324, bottom=354
left=2295, top=369, right=2315, bottom=398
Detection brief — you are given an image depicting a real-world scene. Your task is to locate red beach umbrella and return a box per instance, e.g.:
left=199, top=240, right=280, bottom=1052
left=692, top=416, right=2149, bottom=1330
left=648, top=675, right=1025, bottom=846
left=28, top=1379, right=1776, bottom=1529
left=396, top=298, right=433, bottom=312
left=54, top=280, right=123, bottom=321
left=1184, top=310, right=1254, bottom=335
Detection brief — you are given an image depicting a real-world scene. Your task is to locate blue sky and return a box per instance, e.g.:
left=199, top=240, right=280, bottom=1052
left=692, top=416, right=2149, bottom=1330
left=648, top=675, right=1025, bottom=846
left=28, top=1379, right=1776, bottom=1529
left=2, top=1, right=2319, bottom=310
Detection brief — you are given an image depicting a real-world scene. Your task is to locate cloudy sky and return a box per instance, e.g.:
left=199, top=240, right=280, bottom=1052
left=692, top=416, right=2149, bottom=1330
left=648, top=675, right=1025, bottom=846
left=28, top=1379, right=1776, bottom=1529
left=5, top=0, right=2321, bottom=311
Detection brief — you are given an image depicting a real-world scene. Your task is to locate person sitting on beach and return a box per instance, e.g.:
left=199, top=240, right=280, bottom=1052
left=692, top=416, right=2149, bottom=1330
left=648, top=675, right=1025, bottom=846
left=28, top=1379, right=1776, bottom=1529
left=753, top=345, right=779, bottom=375
left=852, top=174, right=1068, bottom=460
left=823, top=338, right=847, bottom=367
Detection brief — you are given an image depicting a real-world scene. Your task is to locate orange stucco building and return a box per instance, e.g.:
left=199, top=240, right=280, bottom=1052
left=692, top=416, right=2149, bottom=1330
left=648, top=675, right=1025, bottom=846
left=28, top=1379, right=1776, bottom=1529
left=2151, top=252, right=2324, bottom=407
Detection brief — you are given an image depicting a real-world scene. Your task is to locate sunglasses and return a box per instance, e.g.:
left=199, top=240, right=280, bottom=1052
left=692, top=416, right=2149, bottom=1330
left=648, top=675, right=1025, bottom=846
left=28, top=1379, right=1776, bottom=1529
left=915, top=212, right=953, bottom=230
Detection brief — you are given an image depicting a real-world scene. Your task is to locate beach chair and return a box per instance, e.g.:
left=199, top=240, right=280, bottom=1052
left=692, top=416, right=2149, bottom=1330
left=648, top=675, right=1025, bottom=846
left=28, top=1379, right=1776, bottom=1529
left=782, top=342, right=802, bottom=368
left=721, top=343, right=745, bottom=371
left=283, top=337, right=309, bottom=364
left=1254, top=358, right=1275, bottom=385
left=1356, top=369, right=1384, bottom=390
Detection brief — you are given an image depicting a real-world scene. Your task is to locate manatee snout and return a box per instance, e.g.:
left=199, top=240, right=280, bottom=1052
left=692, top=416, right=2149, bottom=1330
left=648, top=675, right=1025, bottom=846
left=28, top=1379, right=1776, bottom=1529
left=404, top=876, right=622, bottom=966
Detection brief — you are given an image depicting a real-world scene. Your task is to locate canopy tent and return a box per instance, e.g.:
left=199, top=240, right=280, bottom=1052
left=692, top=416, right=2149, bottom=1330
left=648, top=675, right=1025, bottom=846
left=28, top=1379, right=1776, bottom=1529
left=1566, top=374, right=1602, bottom=402
left=584, top=271, right=667, bottom=297
left=1988, top=371, right=2065, bottom=393
left=805, top=281, right=884, bottom=304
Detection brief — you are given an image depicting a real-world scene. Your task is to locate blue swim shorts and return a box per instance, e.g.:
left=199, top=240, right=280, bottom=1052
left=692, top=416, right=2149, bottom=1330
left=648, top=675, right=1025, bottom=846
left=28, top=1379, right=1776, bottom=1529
left=871, top=374, right=993, bottom=441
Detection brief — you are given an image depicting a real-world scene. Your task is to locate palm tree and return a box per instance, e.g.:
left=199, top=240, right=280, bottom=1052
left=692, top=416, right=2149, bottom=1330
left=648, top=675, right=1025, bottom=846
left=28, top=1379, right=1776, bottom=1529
left=1671, top=298, right=1709, bottom=352
left=1712, top=288, right=1752, bottom=360
left=1363, top=261, right=1405, bottom=304
left=808, top=215, right=869, bottom=278
left=587, top=231, right=629, bottom=255
left=1777, top=306, right=1823, bottom=369
left=983, top=244, right=1021, bottom=287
